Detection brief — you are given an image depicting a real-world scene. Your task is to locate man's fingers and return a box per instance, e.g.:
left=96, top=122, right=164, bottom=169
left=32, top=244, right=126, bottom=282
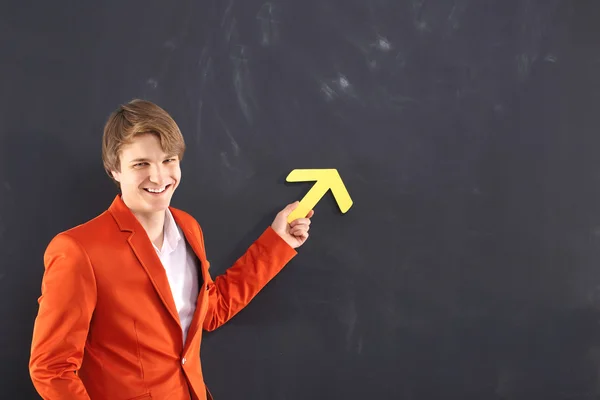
left=290, top=225, right=310, bottom=236
left=290, top=223, right=310, bottom=234
left=291, top=229, right=309, bottom=239
left=290, top=218, right=311, bottom=228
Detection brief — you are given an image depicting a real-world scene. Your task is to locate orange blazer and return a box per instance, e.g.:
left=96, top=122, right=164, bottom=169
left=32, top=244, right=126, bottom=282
left=29, top=195, right=297, bottom=400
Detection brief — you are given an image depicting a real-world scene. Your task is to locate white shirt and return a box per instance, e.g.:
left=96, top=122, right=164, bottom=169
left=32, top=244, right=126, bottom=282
left=152, top=209, right=200, bottom=345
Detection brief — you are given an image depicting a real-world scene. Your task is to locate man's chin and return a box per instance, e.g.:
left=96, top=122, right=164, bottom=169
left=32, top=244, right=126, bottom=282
left=140, top=194, right=174, bottom=211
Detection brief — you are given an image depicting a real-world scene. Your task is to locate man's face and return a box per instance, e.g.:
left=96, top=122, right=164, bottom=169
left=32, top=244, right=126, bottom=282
left=111, top=133, right=181, bottom=217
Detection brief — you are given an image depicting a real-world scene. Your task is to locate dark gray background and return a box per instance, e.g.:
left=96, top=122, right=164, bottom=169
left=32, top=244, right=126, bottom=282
left=2, top=0, right=600, bottom=398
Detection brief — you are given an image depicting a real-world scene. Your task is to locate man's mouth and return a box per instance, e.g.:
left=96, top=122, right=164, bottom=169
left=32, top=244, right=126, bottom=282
left=144, top=184, right=172, bottom=194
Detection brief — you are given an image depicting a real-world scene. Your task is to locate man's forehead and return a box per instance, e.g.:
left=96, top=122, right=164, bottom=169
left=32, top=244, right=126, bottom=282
left=121, top=152, right=175, bottom=161
left=120, top=145, right=174, bottom=161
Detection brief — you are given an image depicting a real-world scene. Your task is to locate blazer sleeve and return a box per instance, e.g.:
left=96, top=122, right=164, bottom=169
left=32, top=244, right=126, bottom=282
left=201, top=226, right=297, bottom=331
left=29, top=232, right=96, bottom=400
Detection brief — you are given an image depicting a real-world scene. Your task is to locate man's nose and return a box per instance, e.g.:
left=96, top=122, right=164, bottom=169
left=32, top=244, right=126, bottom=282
left=148, top=164, right=167, bottom=184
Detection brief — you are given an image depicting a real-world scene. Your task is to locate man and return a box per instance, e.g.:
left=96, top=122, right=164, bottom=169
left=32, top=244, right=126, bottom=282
left=29, top=99, right=313, bottom=399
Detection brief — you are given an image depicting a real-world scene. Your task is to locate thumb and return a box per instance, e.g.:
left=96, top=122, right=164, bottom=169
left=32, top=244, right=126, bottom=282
left=281, top=201, right=300, bottom=216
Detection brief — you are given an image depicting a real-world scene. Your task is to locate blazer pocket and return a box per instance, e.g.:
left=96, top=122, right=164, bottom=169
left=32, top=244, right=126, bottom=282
left=133, top=320, right=146, bottom=380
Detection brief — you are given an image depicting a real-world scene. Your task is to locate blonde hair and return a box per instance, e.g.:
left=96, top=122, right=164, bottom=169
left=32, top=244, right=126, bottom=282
left=102, top=99, right=186, bottom=185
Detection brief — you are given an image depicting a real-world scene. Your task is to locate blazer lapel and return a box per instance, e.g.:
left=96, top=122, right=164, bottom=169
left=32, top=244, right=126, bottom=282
left=170, top=208, right=209, bottom=350
left=108, top=195, right=181, bottom=329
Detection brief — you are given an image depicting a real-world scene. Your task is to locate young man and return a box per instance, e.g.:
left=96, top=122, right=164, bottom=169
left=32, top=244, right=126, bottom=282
left=29, top=99, right=313, bottom=400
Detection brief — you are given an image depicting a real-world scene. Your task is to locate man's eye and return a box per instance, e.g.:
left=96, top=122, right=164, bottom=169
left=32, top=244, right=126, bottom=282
left=134, top=162, right=147, bottom=167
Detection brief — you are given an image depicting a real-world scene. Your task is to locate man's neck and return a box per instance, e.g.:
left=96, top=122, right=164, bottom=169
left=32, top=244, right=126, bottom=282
left=134, top=210, right=166, bottom=250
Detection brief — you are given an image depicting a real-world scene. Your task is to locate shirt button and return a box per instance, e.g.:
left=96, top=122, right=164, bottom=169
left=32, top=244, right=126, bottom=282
left=182, top=357, right=187, bottom=365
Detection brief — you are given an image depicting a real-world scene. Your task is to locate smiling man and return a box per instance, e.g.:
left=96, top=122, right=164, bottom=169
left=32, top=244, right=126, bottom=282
left=29, top=99, right=313, bottom=400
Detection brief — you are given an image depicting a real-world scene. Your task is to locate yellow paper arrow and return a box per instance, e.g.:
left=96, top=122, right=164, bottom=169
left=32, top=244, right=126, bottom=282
left=285, top=169, right=353, bottom=223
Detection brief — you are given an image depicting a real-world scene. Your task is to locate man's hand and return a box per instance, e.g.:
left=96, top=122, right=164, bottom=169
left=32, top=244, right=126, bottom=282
left=271, top=201, right=314, bottom=249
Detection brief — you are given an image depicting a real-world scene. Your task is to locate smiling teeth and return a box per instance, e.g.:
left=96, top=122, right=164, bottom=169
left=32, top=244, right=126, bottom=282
left=146, top=186, right=166, bottom=193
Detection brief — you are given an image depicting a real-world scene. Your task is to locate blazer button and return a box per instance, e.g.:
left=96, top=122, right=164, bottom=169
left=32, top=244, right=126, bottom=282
left=182, top=357, right=187, bottom=365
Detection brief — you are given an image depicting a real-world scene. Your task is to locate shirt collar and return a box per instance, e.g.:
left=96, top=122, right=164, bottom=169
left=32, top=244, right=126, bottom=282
left=154, top=208, right=182, bottom=255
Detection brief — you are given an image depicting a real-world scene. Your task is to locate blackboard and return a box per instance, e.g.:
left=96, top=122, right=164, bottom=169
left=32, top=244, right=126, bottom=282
left=3, top=1, right=600, bottom=398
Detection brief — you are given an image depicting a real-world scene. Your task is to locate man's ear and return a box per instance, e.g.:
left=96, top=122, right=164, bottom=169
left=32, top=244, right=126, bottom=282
left=111, top=170, right=120, bottom=182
